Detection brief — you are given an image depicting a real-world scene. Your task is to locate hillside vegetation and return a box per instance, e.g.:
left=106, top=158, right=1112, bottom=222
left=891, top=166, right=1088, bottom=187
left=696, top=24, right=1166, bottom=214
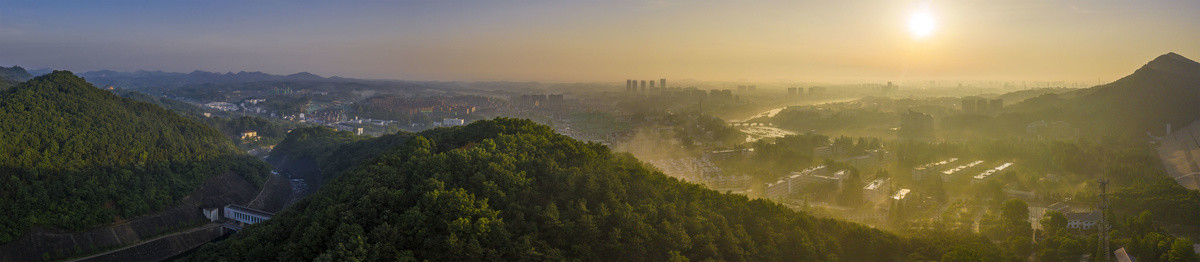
left=0, top=66, right=34, bottom=89
left=0, top=71, right=270, bottom=243
left=185, top=118, right=1004, bottom=261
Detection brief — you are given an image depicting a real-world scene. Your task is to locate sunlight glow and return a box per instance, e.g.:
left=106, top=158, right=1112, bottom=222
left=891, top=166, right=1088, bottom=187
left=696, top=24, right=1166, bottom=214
left=908, top=11, right=935, bottom=39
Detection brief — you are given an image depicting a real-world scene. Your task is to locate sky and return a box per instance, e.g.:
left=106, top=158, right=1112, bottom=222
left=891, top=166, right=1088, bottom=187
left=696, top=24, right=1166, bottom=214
left=2, top=0, right=1199, bottom=83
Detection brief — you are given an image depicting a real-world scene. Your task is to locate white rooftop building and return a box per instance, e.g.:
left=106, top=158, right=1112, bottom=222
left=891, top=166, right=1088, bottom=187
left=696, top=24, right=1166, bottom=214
left=443, top=118, right=465, bottom=127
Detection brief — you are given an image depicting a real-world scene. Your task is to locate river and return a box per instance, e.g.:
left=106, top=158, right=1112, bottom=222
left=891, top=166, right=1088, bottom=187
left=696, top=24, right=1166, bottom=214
left=732, top=98, right=858, bottom=142
left=734, top=105, right=796, bottom=142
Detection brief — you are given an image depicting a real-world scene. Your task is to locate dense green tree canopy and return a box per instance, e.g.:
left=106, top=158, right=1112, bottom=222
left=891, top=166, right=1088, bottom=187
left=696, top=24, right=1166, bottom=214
left=185, top=118, right=1000, bottom=261
left=0, top=71, right=269, bottom=243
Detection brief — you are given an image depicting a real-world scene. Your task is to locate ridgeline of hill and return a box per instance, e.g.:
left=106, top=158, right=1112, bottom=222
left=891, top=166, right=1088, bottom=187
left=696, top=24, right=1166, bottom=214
left=185, top=118, right=1005, bottom=261
left=0, top=66, right=34, bottom=89
left=0, top=71, right=270, bottom=243
left=910, top=52, right=1200, bottom=139
left=1069, top=52, right=1200, bottom=135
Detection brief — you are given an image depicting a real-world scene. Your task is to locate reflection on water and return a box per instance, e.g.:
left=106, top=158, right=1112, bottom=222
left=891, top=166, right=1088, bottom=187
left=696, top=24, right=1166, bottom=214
left=736, top=106, right=795, bottom=142
left=748, top=107, right=787, bottom=120
left=740, top=126, right=795, bottom=142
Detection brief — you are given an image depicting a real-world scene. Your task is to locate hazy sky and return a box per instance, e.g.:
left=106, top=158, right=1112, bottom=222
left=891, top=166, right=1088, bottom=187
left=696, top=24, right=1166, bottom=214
left=2, top=0, right=1198, bottom=82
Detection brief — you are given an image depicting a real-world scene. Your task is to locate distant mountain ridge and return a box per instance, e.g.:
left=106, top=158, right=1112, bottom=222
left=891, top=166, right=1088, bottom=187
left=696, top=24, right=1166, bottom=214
left=0, top=66, right=33, bottom=82
left=1068, top=52, right=1200, bottom=135
left=77, top=69, right=340, bottom=88
left=0, top=66, right=34, bottom=89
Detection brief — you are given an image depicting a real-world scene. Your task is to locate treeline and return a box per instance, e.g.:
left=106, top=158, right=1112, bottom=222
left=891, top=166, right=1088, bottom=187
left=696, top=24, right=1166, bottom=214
left=0, top=66, right=33, bottom=89
left=0, top=71, right=270, bottom=243
left=121, top=91, right=299, bottom=147
left=185, top=118, right=1003, bottom=261
left=267, top=126, right=413, bottom=183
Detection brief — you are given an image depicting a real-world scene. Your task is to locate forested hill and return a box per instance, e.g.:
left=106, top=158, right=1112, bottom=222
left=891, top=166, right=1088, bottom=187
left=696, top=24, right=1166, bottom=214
left=266, top=126, right=411, bottom=188
left=0, top=65, right=34, bottom=89
left=1069, top=52, right=1200, bottom=135
left=0, top=71, right=270, bottom=243
left=186, top=118, right=1003, bottom=261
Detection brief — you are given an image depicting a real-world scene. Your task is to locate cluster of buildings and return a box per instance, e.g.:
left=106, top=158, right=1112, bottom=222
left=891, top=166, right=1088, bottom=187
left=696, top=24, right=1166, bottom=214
left=239, top=131, right=258, bottom=141
left=1046, top=202, right=1102, bottom=230
left=362, top=95, right=483, bottom=116
left=515, top=94, right=565, bottom=107
left=765, top=165, right=850, bottom=200
left=837, top=149, right=894, bottom=172
left=645, top=149, right=757, bottom=191
left=625, top=78, right=667, bottom=92
left=785, top=86, right=829, bottom=97
left=204, top=102, right=240, bottom=111
left=912, top=158, right=1016, bottom=184
left=940, top=160, right=985, bottom=182
left=912, top=158, right=959, bottom=181
left=961, top=97, right=1003, bottom=114
left=202, top=99, right=268, bottom=115
left=899, top=110, right=935, bottom=140
left=735, top=85, right=757, bottom=92
left=708, top=89, right=735, bottom=100
left=877, top=82, right=899, bottom=93
left=971, top=162, right=1014, bottom=184
left=646, top=157, right=723, bottom=183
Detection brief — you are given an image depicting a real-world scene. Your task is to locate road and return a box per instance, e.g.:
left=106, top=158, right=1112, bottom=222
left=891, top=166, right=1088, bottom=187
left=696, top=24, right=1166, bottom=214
left=70, top=169, right=281, bottom=261
left=70, top=223, right=220, bottom=261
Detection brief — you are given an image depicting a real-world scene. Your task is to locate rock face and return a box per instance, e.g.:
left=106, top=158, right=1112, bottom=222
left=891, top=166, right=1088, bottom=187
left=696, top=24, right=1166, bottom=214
left=0, top=171, right=258, bottom=261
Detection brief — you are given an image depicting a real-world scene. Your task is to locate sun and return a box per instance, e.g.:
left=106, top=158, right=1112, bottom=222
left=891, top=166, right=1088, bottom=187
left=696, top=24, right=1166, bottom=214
left=908, top=11, right=935, bottom=39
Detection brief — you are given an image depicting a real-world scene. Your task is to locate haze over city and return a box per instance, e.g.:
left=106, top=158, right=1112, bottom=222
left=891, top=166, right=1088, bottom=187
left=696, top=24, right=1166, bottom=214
left=4, top=1, right=1200, bottom=261
left=3, top=0, right=1199, bottom=82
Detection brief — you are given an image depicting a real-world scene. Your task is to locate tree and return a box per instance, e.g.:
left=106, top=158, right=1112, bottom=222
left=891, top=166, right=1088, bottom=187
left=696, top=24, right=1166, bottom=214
left=1039, top=211, right=1067, bottom=236
left=839, top=171, right=864, bottom=208
left=1000, top=199, right=1031, bottom=237
left=1167, top=238, right=1198, bottom=262
left=929, top=175, right=947, bottom=203
left=183, top=118, right=1001, bottom=261
left=1001, top=199, right=1028, bottom=224
left=0, top=71, right=270, bottom=245
left=941, top=249, right=981, bottom=262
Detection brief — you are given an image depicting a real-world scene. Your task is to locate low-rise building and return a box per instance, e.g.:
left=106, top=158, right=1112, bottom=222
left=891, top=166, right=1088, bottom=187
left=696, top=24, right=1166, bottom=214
left=972, top=162, right=1014, bottom=184
left=892, top=188, right=911, bottom=201
left=814, top=144, right=845, bottom=158
left=224, top=204, right=274, bottom=225
left=336, top=124, right=364, bottom=135
left=240, top=130, right=258, bottom=140
left=940, top=160, right=984, bottom=182
left=443, top=118, right=465, bottom=126
left=839, top=149, right=893, bottom=172
left=765, top=179, right=790, bottom=200
left=790, top=169, right=848, bottom=188
left=912, top=158, right=958, bottom=181
left=864, top=178, right=890, bottom=202
left=705, top=148, right=754, bottom=161
left=763, top=165, right=849, bottom=200
left=204, top=102, right=239, bottom=111
left=1064, top=211, right=1101, bottom=230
